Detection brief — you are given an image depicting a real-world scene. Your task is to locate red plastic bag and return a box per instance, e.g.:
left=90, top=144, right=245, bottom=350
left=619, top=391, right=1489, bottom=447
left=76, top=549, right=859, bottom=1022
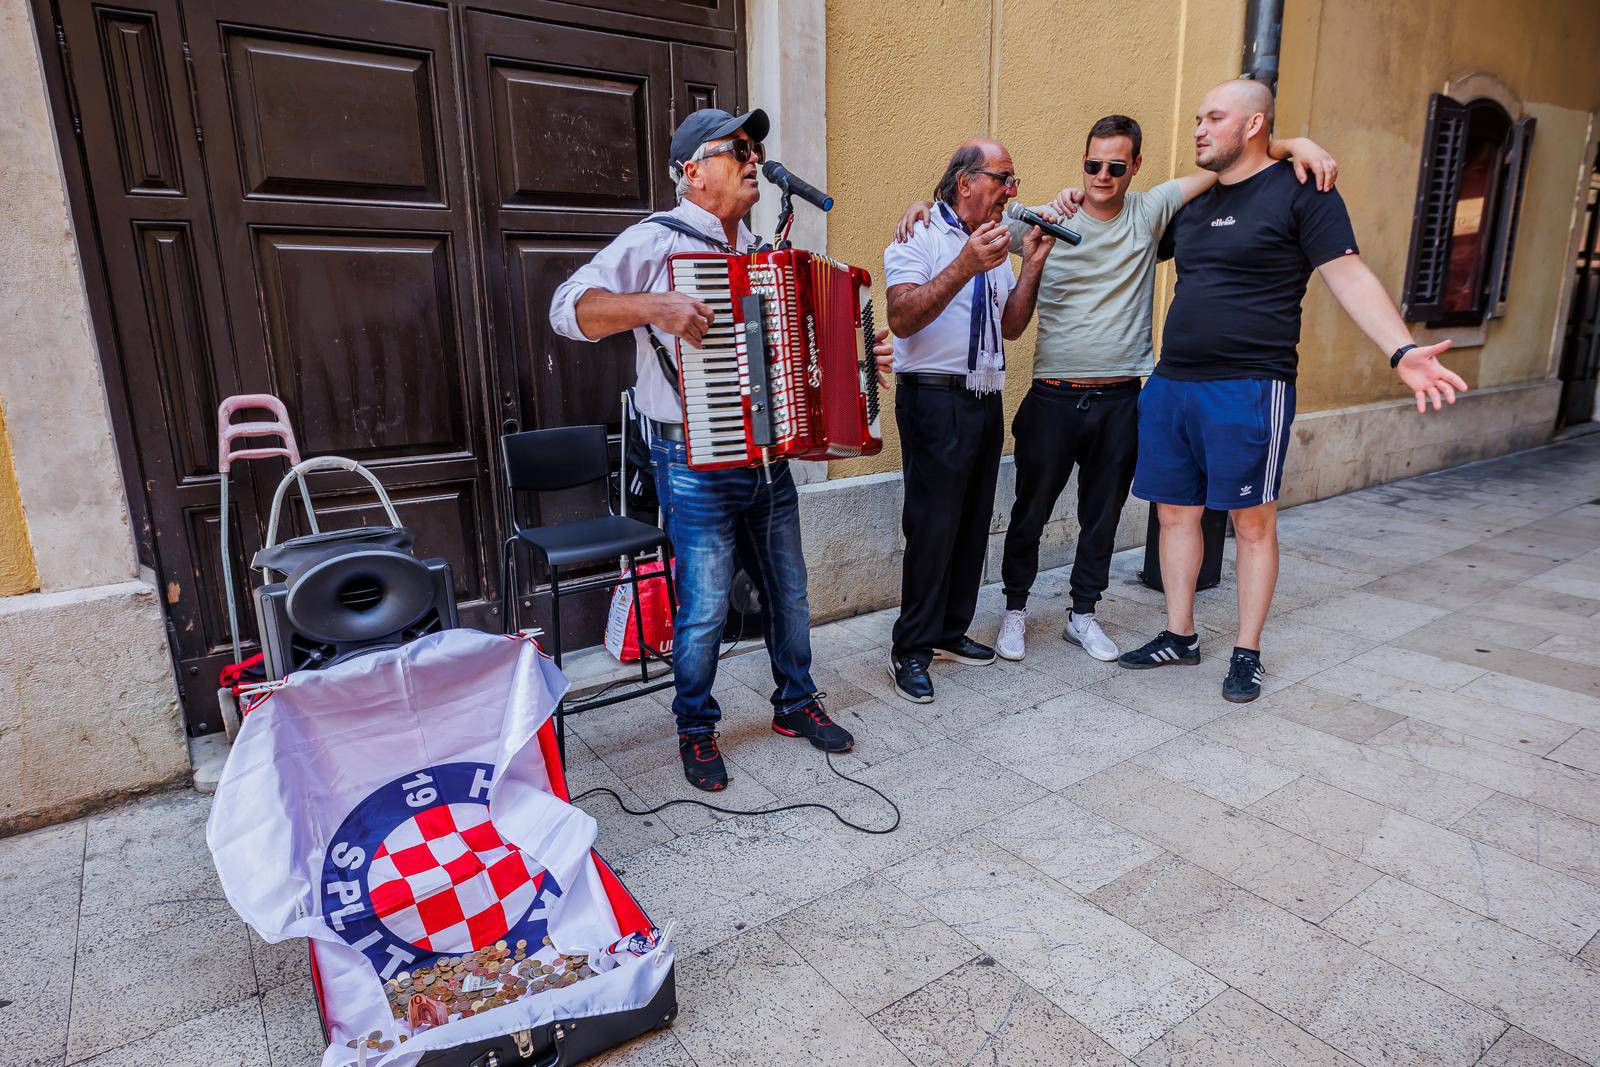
left=605, top=560, right=674, bottom=662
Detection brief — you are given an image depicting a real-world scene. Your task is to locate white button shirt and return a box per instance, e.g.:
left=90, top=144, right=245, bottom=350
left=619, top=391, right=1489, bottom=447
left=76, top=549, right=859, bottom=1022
left=882, top=203, right=1015, bottom=377
left=549, top=199, right=757, bottom=424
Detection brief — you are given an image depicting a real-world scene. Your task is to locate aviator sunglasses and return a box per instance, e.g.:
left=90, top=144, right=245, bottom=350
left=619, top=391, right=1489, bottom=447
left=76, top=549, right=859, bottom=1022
left=1083, top=158, right=1129, bottom=177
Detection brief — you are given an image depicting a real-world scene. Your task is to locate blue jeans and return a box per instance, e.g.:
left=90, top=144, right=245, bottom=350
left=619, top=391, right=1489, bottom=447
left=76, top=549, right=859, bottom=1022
left=651, top=438, right=817, bottom=735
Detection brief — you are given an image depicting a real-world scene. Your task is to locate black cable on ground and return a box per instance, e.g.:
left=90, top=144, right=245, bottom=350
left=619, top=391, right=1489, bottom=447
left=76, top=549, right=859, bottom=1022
left=570, top=749, right=902, bottom=835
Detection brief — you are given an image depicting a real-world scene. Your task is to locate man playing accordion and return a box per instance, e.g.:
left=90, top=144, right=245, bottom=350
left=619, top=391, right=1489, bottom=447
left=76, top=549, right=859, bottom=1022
left=550, top=108, right=894, bottom=791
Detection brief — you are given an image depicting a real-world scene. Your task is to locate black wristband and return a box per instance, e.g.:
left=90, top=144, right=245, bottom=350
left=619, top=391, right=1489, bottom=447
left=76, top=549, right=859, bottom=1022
left=1390, top=343, right=1419, bottom=368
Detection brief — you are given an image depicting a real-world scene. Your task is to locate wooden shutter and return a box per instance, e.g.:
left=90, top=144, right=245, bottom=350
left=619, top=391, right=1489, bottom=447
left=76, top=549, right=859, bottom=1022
left=1401, top=93, right=1470, bottom=321
left=1485, top=115, right=1536, bottom=319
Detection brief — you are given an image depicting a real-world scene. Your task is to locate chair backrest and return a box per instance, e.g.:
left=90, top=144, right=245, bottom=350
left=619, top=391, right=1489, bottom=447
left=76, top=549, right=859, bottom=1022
left=501, top=425, right=611, bottom=494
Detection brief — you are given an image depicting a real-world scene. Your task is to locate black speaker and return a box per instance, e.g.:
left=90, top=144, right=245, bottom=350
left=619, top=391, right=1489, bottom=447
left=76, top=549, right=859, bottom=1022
left=255, top=547, right=457, bottom=679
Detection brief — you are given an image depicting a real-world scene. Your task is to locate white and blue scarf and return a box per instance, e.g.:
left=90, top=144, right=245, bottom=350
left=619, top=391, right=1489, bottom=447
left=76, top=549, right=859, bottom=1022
left=938, top=201, right=1006, bottom=394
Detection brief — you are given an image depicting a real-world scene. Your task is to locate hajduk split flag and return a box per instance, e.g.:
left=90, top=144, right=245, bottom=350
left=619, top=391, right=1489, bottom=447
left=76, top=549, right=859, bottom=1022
left=207, top=629, right=674, bottom=1066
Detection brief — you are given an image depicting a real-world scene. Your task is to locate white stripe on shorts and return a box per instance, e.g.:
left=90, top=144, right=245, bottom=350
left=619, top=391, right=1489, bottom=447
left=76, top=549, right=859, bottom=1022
left=1264, top=381, right=1287, bottom=503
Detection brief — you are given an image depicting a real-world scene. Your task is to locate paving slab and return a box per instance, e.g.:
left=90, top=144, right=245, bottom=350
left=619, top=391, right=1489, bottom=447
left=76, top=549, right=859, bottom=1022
left=962, top=690, right=1184, bottom=791
left=1198, top=709, right=1492, bottom=824
left=1128, top=733, right=1301, bottom=807
left=1449, top=792, right=1600, bottom=888
left=978, top=792, right=1164, bottom=894
left=672, top=926, right=913, bottom=1067
left=1066, top=763, right=1378, bottom=922
left=1324, top=876, right=1600, bottom=1063
left=770, top=874, right=978, bottom=1015
left=871, top=956, right=1134, bottom=1067
left=885, top=838, right=1224, bottom=1058
left=68, top=1000, right=269, bottom=1067
left=1366, top=717, right=1600, bottom=826
left=1252, top=683, right=1407, bottom=743
left=1249, top=777, right=1600, bottom=954
left=1132, top=989, right=1361, bottom=1067
left=1303, top=663, right=1577, bottom=754
left=1089, top=855, right=1504, bottom=1067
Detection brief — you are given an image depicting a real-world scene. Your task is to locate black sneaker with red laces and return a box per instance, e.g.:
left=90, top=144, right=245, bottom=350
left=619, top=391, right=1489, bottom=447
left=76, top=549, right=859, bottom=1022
left=678, top=732, right=728, bottom=791
left=772, top=696, right=855, bottom=752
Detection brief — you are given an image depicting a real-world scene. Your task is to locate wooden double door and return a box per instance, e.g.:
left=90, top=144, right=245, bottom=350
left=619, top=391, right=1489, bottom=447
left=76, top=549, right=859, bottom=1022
left=39, top=0, right=742, bottom=731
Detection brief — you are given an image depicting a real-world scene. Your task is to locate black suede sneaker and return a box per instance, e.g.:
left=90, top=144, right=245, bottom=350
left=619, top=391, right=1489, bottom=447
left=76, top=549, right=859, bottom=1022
left=773, top=696, right=855, bottom=752
left=889, top=653, right=935, bottom=703
left=1118, top=630, right=1200, bottom=669
left=1222, top=649, right=1265, bottom=703
left=678, top=732, right=728, bottom=791
left=932, top=635, right=997, bottom=665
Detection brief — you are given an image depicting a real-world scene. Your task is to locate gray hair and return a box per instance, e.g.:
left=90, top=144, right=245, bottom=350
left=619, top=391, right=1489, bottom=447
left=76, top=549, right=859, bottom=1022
left=673, top=142, right=710, bottom=200
left=934, top=143, right=988, bottom=206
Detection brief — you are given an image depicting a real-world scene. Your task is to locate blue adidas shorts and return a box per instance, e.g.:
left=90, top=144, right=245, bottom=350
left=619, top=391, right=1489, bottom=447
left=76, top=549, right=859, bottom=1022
left=1132, top=375, right=1296, bottom=511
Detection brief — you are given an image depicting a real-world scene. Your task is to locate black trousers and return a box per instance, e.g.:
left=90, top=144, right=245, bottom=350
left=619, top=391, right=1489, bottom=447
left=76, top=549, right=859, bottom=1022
left=892, top=380, right=1004, bottom=664
left=1001, top=378, right=1140, bottom=615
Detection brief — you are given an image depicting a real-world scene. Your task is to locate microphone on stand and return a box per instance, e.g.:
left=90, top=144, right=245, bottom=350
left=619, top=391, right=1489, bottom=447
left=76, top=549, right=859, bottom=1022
left=1005, top=202, right=1083, bottom=246
left=761, top=161, right=834, bottom=212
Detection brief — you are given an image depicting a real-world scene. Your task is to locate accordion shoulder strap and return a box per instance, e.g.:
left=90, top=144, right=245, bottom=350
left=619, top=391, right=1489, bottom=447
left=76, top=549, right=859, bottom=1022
left=640, top=213, right=739, bottom=381
left=643, top=213, right=738, bottom=254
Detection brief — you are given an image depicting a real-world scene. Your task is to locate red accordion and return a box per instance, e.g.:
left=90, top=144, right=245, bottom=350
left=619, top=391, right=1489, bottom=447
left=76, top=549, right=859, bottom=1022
left=667, top=249, right=883, bottom=471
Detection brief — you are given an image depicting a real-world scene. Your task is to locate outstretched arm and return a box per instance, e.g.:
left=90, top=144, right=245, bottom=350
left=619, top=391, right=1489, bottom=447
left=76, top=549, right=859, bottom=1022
left=1317, top=254, right=1469, bottom=412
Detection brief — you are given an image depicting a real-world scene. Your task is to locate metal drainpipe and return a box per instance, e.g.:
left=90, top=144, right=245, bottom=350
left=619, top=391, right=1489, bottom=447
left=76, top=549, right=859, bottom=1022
left=1242, top=0, right=1283, bottom=92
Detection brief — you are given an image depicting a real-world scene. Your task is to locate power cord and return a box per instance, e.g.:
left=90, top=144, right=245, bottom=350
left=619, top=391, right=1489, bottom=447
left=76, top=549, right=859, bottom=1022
left=570, top=748, right=902, bottom=835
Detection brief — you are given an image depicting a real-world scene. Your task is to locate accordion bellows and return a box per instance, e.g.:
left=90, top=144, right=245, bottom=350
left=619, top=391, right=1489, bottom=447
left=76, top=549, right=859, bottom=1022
left=668, top=249, right=883, bottom=470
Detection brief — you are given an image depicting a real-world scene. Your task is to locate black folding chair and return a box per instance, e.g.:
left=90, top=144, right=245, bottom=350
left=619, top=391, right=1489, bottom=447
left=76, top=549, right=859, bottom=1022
left=498, top=426, right=676, bottom=760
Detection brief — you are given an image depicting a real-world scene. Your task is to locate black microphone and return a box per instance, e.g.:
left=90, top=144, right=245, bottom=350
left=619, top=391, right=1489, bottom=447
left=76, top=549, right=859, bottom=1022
left=1005, top=202, right=1082, bottom=246
left=761, top=161, right=834, bottom=212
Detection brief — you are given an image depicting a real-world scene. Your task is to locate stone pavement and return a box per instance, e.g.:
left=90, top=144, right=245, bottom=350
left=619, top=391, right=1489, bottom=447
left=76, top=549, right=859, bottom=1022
left=6, top=433, right=1600, bottom=1067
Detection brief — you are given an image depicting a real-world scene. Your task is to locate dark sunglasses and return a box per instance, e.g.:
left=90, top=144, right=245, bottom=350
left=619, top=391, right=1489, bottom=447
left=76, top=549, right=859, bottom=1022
left=699, top=138, right=766, bottom=165
left=971, top=168, right=1020, bottom=190
left=1083, top=159, right=1129, bottom=178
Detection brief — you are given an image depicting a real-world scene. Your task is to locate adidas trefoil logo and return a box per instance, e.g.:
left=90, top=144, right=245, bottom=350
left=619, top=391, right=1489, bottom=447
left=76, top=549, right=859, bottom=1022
left=1239, top=484, right=1254, bottom=496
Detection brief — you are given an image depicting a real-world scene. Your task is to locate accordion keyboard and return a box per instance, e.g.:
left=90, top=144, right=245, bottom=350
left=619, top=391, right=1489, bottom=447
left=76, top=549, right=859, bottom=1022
left=670, top=257, right=749, bottom=465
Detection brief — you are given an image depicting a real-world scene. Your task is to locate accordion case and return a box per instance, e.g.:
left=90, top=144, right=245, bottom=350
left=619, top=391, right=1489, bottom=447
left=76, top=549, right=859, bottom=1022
left=668, top=248, right=884, bottom=470
left=207, top=631, right=676, bottom=1066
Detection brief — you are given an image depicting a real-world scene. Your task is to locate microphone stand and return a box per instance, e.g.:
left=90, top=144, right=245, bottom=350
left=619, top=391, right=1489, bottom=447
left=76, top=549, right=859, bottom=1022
left=773, top=188, right=795, bottom=249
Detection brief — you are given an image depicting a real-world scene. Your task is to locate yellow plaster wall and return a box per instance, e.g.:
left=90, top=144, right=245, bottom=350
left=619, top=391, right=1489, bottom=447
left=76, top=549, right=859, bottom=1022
left=1278, top=0, right=1600, bottom=411
left=825, top=0, right=1598, bottom=474
left=0, top=400, right=40, bottom=596
left=827, top=0, right=1250, bottom=477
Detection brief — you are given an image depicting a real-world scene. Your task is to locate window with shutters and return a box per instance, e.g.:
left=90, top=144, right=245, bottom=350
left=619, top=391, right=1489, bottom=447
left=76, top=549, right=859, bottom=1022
left=1401, top=92, right=1535, bottom=327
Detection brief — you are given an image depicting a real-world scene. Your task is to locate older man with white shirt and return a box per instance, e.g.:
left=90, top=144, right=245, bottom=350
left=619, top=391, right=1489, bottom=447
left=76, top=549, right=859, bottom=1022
left=882, top=138, right=1055, bottom=704
left=550, top=107, right=893, bottom=790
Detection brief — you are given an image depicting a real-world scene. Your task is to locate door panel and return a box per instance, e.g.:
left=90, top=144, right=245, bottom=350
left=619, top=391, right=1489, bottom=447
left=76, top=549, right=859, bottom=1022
left=465, top=11, right=681, bottom=642
left=224, top=34, right=444, bottom=204
left=58, top=0, right=251, bottom=731
left=46, top=0, right=743, bottom=731
left=186, top=0, right=498, bottom=642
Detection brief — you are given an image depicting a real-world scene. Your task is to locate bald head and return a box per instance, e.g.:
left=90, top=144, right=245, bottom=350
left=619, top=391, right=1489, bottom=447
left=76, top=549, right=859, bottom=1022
left=1213, top=78, right=1275, bottom=133
left=1193, top=78, right=1275, bottom=174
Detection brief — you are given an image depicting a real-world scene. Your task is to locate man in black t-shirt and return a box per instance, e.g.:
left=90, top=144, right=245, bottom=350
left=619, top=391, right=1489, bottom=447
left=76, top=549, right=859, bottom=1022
left=1119, top=79, right=1468, bottom=703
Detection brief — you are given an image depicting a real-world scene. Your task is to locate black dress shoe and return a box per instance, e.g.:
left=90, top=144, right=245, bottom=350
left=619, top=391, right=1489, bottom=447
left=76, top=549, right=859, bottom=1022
left=932, top=635, right=997, bottom=665
left=889, top=653, right=935, bottom=703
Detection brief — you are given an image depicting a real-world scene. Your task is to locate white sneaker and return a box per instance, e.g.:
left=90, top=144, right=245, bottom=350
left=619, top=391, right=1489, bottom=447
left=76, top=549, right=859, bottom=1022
left=996, top=610, right=1027, bottom=661
left=1064, top=612, right=1119, bottom=662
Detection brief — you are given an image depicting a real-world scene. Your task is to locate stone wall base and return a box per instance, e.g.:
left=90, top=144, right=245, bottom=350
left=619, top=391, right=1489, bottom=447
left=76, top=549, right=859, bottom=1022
left=0, top=581, right=189, bottom=836
left=799, top=379, right=1560, bottom=622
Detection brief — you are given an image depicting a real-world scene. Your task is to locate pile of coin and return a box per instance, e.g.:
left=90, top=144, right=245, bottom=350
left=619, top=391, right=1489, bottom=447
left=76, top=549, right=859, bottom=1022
left=375, top=936, right=602, bottom=1038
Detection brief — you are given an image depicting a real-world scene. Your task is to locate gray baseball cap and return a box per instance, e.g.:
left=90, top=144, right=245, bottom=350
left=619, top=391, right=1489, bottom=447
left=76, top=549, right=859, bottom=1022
left=668, top=108, right=770, bottom=172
